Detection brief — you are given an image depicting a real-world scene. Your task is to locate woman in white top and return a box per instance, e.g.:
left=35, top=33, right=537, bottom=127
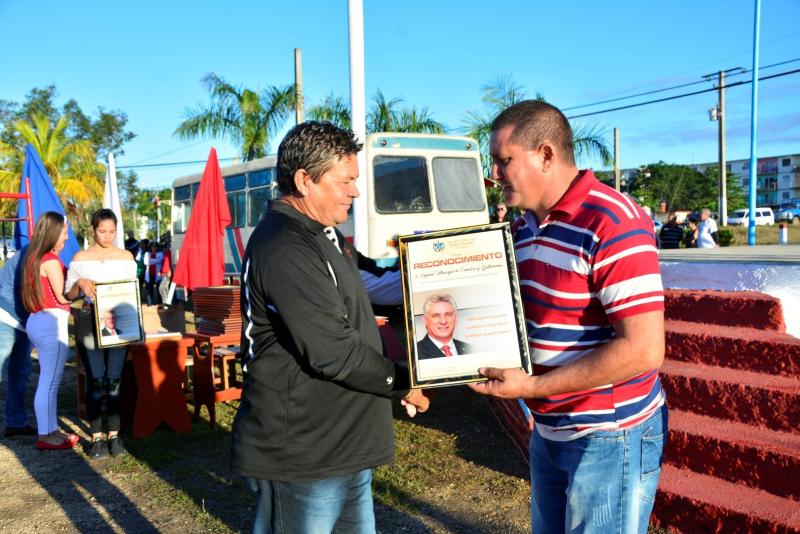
left=65, top=209, right=135, bottom=460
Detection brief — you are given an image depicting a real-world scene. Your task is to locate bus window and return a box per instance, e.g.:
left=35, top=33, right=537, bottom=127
left=249, top=168, right=274, bottom=188
left=174, top=185, right=191, bottom=202
left=373, top=156, right=432, bottom=214
left=248, top=187, right=270, bottom=226
left=226, top=174, right=246, bottom=192
left=432, top=157, right=485, bottom=212
left=173, top=202, right=191, bottom=234
left=227, top=191, right=246, bottom=228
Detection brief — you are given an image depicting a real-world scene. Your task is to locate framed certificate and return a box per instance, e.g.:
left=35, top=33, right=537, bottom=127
left=399, top=223, right=531, bottom=388
left=94, top=280, right=145, bottom=348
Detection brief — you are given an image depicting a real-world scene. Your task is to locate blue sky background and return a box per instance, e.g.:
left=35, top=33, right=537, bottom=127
left=2, top=0, right=798, bottom=189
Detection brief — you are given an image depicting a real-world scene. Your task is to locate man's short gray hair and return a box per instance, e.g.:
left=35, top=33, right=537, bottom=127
left=422, top=293, right=457, bottom=315
left=701, top=208, right=711, bottom=216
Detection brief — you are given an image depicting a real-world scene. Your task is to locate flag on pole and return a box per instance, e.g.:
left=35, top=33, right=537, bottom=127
left=172, top=148, right=231, bottom=290
left=103, top=152, right=125, bottom=249
left=14, top=144, right=80, bottom=264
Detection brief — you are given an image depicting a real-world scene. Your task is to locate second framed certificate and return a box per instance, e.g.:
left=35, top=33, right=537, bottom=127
left=399, top=223, right=531, bottom=388
left=94, top=280, right=145, bottom=348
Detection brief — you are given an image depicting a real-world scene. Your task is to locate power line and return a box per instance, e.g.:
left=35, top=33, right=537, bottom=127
left=117, top=157, right=238, bottom=170
left=562, top=57, right=800, bottom=111
left=566, top=68, right=800, bottom=120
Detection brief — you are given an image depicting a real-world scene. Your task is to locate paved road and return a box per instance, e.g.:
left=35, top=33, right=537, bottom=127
left=659, top=244, right=800, bottom=264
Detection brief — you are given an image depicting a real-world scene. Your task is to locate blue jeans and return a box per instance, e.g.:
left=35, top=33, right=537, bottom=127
left=530, top=404, right=668, bottom=534
left=247, top=469, right=375, bottom=534
left=0, top=323, right=33, bottom=428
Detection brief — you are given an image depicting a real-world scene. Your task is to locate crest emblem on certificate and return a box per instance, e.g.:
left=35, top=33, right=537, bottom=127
left=432, top=241, right=445, bottom=253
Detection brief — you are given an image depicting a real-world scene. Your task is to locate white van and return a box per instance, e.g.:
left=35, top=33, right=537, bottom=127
left=727, top=207, right=775, bottom=226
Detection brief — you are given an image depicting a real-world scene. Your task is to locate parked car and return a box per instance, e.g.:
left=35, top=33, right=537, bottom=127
left=775, top=200, right=800, bottom=225
left=727, top=207, right=775, bottom=226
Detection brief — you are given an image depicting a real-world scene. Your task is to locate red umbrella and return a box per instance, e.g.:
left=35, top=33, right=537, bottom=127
left=173, top=148, right=232, bottom=291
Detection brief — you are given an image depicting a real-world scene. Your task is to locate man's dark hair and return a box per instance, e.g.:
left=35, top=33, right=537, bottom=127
left=276, top=121, right=363, bottom=195
left=491, top=100, right=575, bottom=166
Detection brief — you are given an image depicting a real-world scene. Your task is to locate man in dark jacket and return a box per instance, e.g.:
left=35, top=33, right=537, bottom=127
left=659, top=214, right=684, bottom=249
left=231, top=121, right=429, bottom=534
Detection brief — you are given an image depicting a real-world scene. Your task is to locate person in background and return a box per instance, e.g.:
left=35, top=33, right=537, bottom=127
left=124, top=231, right=138, bottom=255
left=144, top=241, right=163, bottom=305
left=490, top=202, right=509, bottom=224
left=135, top=239, right=149, bottom=299
left=231, top=121, right=429, bottom=533
left=21, top=212, right=80, bottom=451
left=659, top=214, right=684, bottom=249
left=158, top=239, right=172, bottom=304
left=471, top=101, right=666, bottom=534
left=697, top=208, right=719, bottom=248
left=0, top=246, right=35, bottom=438
left=65, top=208, right=135, bottom=459
left=683, top=217, right=699, bottom=248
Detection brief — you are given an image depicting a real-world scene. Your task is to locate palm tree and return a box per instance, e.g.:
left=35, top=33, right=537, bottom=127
left=175, top=73, right=295, bottom=161
left=308, top=94, right=352, bottom=130
left=308, top=90, right=444, bottom=134
left=0, top=112, right=104, bottom=232
left=463, top=75, right=613, bottom=178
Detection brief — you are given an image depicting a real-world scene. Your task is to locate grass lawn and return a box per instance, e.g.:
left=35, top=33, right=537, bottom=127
left=721, top=223, right=800, bottom=246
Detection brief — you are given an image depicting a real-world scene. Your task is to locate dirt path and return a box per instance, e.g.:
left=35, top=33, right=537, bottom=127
left=1, top=356, right=531, bottom=533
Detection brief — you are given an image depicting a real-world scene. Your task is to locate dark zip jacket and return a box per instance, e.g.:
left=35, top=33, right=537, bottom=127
left=231, top=200, right=410, bottom=481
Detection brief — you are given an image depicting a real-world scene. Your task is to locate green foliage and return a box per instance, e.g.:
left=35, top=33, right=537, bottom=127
left=175, top=73, right=295, bottom=162
left=627, top=162, right=747, bottom=213
left=462, top=75, right=612, bottom=179
left=717, top=228, right=735, bottom=247
left=308, top=90, right=444, bottom=134
left=0, top=85, right=135, bottom=156
left=0, top=86, right=136, bottom=236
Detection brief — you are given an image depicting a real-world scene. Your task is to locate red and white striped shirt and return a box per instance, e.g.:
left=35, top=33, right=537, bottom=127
left=513, top=170, right=665, bottom=441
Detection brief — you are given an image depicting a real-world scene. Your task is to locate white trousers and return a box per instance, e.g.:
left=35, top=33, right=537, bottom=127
left=26, top=309, right=70, bottom=435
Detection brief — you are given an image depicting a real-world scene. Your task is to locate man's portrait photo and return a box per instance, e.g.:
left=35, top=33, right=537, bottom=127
left=100, top=308, right=121, bottom=337
left=416, top=293, right=473, bottom=359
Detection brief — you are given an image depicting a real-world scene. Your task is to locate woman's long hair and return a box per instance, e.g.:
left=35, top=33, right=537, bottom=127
left=21, top=211, right=66, bottom=313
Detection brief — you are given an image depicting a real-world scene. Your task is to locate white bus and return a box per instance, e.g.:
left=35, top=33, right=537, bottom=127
left=171, top=132, right=489, bottom=275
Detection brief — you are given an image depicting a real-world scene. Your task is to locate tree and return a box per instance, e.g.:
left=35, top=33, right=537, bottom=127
left=175, top=73, right=295, bottom=162
left=308, top=90, right=444, bottom=134
left=0, top=113, right=104, bottom=236
left=626, top=162, right=746, bottom=213
left=463, top=75, right=613, bottom=179
left=307, top=94, right=351, bottom=130
left=0, top=85, right=136, bottom=156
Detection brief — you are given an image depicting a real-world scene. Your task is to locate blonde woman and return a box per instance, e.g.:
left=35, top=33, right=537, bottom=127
left=21, top=212, right=79, bottom=450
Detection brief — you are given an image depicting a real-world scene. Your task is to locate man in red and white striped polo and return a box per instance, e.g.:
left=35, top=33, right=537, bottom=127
left=471, top=100, right=667, bottom=534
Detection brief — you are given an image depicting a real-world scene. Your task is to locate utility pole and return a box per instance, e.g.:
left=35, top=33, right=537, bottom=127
left=614, top=128, right=620, bottom=192
left=718, top=71, right=728, bottom=227
left=294, top=48, right=303, bottom=124
left=705, top=67, right=744, bottom=227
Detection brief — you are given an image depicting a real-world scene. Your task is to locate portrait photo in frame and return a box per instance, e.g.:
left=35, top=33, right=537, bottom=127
left=399, top=223, right=531, bottom=388
left=94, top=280, right=144, bottom=348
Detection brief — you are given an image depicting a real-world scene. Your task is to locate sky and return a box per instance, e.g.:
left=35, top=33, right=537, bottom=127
left=2, top=0, right=799, bottom=190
